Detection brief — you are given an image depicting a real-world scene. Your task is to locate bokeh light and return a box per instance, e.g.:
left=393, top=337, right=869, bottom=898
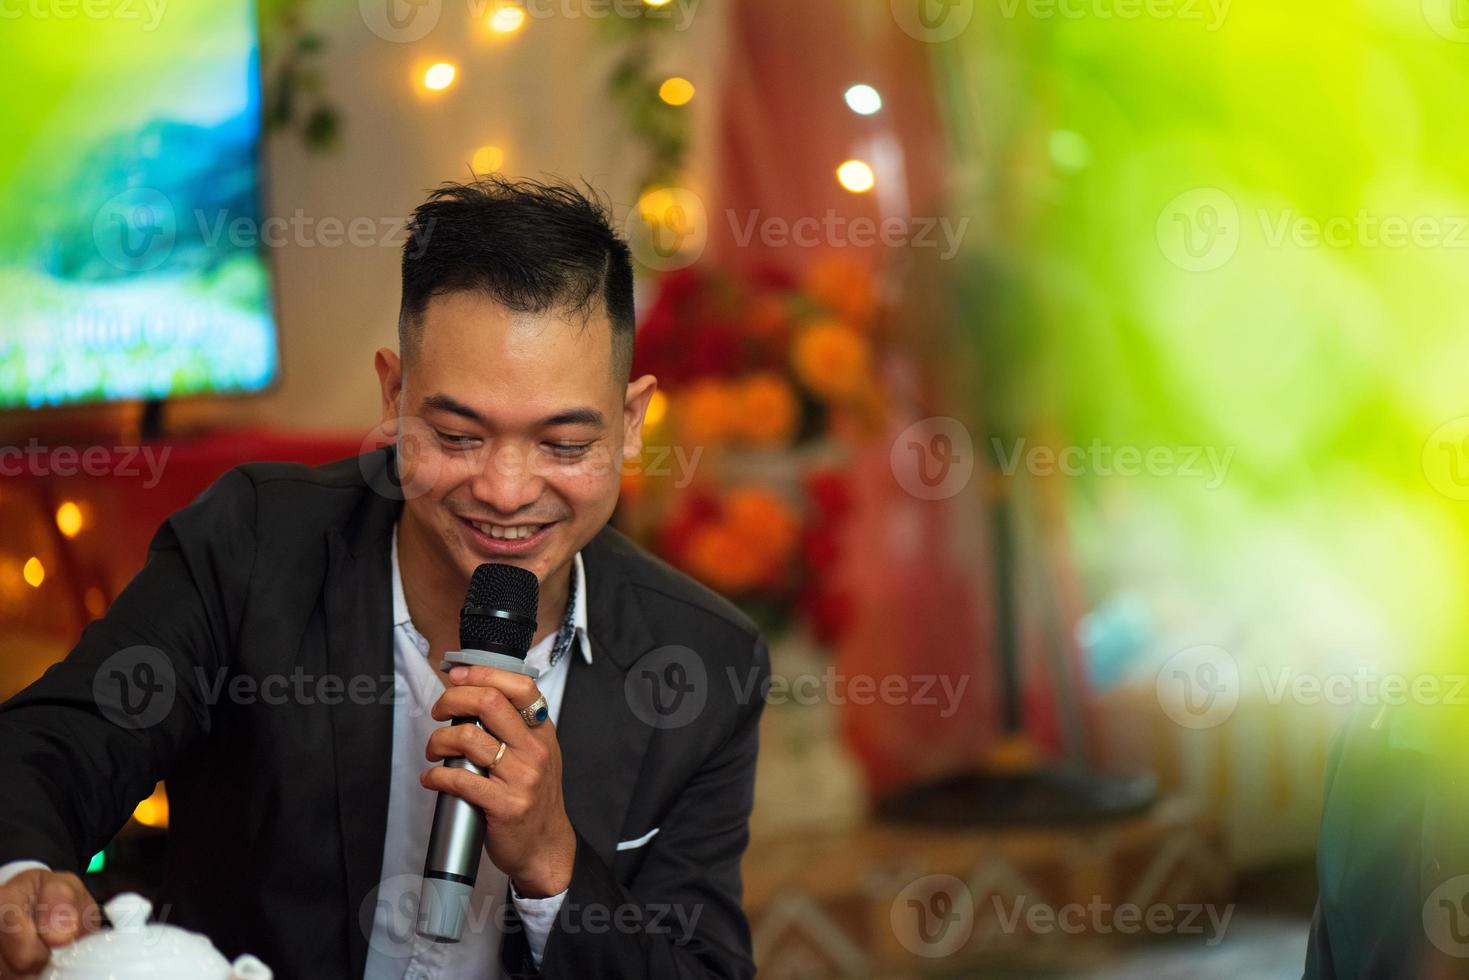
left=843, top=84, right=882, bottom=115
left=487, top=2, right=526, bottom=35
left=422, top=62, right=457, bottom=92
left=55, top=501, right=83, bottom=537
left=659, top=77, right=695, bottom=107
left=836, top=159, right=875, bottom=193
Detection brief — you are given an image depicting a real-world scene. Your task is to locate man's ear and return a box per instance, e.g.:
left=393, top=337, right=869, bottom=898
left=622, top=374, right=658, bottom=459
left=374, top=348, right=403, bottom=437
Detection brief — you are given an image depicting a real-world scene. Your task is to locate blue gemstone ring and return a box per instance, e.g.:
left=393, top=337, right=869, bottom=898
left=520, top=694, right=549, bottom=728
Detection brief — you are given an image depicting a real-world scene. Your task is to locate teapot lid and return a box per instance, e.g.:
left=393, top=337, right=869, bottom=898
left=43, top=893, right=235, bottom=980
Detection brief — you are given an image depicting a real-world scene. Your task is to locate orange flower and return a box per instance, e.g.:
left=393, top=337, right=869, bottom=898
left=746, top=293, right=793, bottom=346
left=804, top=253, right=876, bottom=326
left=675, top=379, right=736, bottom=447
left=733, top=372, right=799, bottom=447
left=724, top=486, right=800, bottom=568
left=791, top=319, right=872, bottom=402
left=685, top=522, right=768, bottom=594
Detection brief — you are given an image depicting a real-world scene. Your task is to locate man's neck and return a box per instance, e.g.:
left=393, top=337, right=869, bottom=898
left=397, top=514, right=572, bottom=656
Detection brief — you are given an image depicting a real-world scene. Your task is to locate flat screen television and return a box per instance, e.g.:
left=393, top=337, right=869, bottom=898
left=0, top=2, right=278, bottom=409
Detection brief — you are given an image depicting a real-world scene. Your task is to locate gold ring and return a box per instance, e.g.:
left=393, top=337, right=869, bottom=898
left=487, top=739, right=508, bottom=775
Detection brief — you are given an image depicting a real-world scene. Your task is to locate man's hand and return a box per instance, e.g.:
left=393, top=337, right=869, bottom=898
left=0, top=869, right=100, bottom=979
left=422, top=666, right=576, bottom=898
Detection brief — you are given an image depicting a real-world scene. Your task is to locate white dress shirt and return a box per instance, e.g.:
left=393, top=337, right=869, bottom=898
left=364, top=530, right=591, bottom=979
left=0, top=529, right=593, bottom=980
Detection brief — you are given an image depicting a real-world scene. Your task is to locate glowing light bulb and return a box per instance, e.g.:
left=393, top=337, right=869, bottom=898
left=471, top=144, right=506, bottom=173
left=658, top=77, right=695, bottom=106
left=22, top=557, right=44, bottom=588
left=836, top=160, right=876, bottom=193
left=56, top=501, right=83, bottom=538
left=844, top=84, right=882, bottom=115
left=644, top=0, right=673, bottom=6
left=133, top=784, right=169, bottom=828
left=488, top=2, right=526, bottom=34
left=423, top=62, right=457, bottom=91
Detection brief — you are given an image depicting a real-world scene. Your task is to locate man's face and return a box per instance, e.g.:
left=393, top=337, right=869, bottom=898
left=375, top=290, right=656, bottom=588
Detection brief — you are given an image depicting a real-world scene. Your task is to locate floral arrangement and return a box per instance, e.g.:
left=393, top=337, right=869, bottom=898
left=615, top=255, right=887, bottom=642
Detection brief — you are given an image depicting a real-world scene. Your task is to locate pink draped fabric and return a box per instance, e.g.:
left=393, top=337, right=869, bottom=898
left=706, top=2, right=1030, bottom=793
left=703, top=2, right=1100, bottom=792
left=707, top=0, right=949, bottom=276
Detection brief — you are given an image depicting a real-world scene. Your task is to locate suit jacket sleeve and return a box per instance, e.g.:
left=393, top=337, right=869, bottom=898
left=0, top=469, right=257, bottom=872
left=503, top=635, right=769, bottom=980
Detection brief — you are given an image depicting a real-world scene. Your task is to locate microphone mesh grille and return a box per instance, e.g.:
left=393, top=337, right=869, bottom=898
left=459, top=563, right=539, bottom=655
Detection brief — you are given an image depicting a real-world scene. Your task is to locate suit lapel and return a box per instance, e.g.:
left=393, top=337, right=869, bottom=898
left=557, top=530, right=659, bottom=864
left=323, top=449, right=399, bottom=980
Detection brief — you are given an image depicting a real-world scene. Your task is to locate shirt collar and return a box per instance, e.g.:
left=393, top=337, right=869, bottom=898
left=391, top=525, right=592, bottom=663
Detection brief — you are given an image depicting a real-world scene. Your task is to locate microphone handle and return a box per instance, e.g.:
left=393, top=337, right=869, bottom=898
left=417, top=649, right=539, bottom=942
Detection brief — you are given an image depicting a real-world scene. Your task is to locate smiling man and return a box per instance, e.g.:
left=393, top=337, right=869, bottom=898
left=0, top=178, right=769, bottom=980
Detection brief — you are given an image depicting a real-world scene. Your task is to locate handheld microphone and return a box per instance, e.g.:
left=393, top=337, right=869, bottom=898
left=416, top=562, right=539, bottom=942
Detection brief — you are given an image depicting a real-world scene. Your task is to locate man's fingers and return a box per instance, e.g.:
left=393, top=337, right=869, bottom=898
left=0, top=870, right=97, bottom=978
left=431, top=686, right=529, bottom=745
left=420, top=761, right=531, bottom=818
left=0, top=886, right=48, bottom=977
left=445, top=665, right=540, bottom=711
left=421, top=763, right=496, bottom=810
left=35, top=874, right=93, bottom=946
left=425, top=723, right=504, bottom=770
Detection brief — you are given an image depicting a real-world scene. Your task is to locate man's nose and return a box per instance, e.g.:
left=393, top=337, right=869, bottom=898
left=470, top=442, right=545, bottom=515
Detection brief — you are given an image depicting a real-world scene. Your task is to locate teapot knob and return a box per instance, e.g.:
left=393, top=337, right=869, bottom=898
left=231, top=954, right=273, bottom=979
left=102, top=893, right=152, bottom=934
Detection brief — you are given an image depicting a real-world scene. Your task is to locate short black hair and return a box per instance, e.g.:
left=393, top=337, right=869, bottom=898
left=398, top=175, right=636, bottom=378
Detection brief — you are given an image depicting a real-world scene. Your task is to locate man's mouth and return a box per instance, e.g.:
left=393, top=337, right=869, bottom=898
left=456, top=516, right=558, bottom=554
left=469, top=520, right=545, bottom=541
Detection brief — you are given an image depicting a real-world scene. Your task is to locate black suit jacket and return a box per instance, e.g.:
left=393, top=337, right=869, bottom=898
left=0, top=449, right=769, bottom=979
left=1304, top=705, right=1469, bottom=979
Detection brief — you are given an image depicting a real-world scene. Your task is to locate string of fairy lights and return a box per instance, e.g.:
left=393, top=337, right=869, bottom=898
left=409, top=0, right=884, bottom=198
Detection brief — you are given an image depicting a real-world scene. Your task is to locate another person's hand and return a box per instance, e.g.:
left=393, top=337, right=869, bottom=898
left=0, top=869, right=100, bottom=979
left=423, top=665, right=577, bottom=898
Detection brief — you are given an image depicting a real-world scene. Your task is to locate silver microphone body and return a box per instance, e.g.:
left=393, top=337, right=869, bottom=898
left=416, top=647, right=539, bottom=942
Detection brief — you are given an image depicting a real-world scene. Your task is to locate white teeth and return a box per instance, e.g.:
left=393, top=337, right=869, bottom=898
left=474, top=522, right=542, bottom=541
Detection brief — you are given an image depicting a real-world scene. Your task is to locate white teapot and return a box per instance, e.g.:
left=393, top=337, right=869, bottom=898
left=41, top=893, right=272, bottom=980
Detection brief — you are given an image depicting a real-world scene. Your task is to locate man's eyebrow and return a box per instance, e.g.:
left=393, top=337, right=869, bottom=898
left=423, top=393, right=486, bottom=425
left=540, top=408, right=605, bottom=428
left=421, top=395, right=604, bottom=430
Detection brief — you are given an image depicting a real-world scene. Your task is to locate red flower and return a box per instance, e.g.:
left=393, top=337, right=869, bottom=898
left=655, top=490, right=721, bottom=566
left=805, top=469, right=853, bottom=523
left=802, top=528, right=841, bottom=574
left=748, top=262, right=799, bottom=293
left=683, top=320, right=742, bottom=379
left=799, top=589, right=853, bottom=646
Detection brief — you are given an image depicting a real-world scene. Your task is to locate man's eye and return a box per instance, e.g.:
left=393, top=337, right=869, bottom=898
left=435, top=430, right=477, bottom=448
left=546, top=442, right=591, bottom=459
